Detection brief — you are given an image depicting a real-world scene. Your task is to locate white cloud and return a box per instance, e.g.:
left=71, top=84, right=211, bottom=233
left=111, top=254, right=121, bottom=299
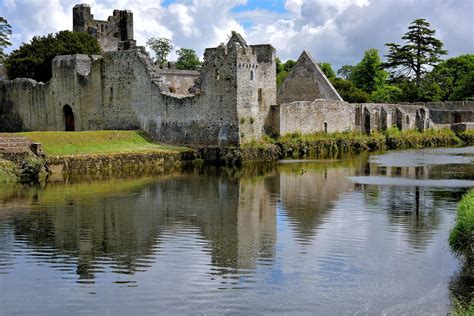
left=1, top=0, right=472, bottom=71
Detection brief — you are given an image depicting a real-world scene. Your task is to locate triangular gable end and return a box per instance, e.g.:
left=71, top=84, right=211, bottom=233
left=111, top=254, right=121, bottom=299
left=278, top=50, right=343, bottom=103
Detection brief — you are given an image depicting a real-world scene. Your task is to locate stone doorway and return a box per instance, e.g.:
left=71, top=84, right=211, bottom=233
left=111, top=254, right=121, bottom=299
left=64, top=105, right=75, bottom=131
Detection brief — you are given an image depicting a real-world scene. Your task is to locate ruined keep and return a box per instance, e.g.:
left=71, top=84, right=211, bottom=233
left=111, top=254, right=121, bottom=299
left=73, top=4, right=136, bottom=51
left=0, top=4, right=473, bottom=147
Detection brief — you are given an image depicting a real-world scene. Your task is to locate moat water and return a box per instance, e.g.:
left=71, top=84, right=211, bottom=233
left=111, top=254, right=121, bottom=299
left=0, top=147, right=473, bottom=314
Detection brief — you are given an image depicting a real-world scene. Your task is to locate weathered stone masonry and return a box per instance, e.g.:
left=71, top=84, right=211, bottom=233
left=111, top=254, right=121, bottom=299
left=0, top=29, right=276, bottom=147
left=0, top=4, right=473, bottom=148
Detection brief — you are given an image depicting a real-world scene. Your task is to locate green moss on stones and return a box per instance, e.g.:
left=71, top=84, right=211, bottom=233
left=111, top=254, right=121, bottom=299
left=0, top=159, right=20, bottom=184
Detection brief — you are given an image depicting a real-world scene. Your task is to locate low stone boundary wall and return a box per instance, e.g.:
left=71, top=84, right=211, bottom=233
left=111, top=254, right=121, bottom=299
left=47, top=151, right=196, bottom=176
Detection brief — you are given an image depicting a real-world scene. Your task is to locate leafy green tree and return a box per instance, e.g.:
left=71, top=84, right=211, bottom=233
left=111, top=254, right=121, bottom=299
left=5, top=30, right=100, bottom=82
left=276, top=58, right=296, bottom=86
left=385, top=18, right=447, bottom=85
left=450, top=72, right=474, bottom=101
left=147, top=37, right=173, bottom=67
left=371, top=85, right=403, bottom=103
left=284, top=59, right=296, bottom=72
left=0, top=17, right=12, bottom=63
left=351, top=48, right=388, bottom=94
left=175, top=48, right=201, bottom=70
left=276, top=57, right=284, bottom=73
left=331, top=77, right=370, bottom=103
left=276, top=70, right=288, bottom=86
left=318, top=62, right=336, bottom=80
left=337, top=65, right=354, bottom=80
left=422, top=54, right=474, bottom=101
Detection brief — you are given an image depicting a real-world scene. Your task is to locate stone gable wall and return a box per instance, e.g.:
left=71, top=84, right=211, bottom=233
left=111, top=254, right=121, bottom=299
left=277, top=51, right=342, bottom=104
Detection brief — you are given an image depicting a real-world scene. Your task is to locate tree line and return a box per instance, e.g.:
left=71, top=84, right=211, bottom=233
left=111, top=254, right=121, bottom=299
left=277, top=19, right=473, bottom=103
left=0, top=17, right=472, bottom=102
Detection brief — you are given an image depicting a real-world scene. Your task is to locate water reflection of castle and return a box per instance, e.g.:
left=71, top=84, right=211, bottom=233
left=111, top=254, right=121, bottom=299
left=0, top=160, right=465, bottom=280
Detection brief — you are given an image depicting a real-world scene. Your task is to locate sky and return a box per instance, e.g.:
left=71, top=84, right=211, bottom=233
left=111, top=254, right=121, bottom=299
left=1, top=0, right=473, bottom=71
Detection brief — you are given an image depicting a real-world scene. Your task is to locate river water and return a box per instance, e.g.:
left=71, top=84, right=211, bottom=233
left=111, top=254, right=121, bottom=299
left=0, top=147, right=473, bottom=315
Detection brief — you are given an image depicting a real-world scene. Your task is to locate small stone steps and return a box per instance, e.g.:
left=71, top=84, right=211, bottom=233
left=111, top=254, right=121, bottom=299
left=0, top=135, right=33, bottom=154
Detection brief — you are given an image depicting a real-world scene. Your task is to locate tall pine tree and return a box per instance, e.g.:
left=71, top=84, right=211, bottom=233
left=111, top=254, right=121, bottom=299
left=0, top=17, right=12, bottom=63
left=384, top=18, right=447, bottom=86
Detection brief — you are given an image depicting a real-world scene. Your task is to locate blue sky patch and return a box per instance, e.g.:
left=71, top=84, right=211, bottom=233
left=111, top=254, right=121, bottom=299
left=232, top=0, right=287, bottom=14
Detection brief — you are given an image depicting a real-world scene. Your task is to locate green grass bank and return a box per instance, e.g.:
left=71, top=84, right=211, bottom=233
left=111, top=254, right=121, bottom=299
left=450, top=189, right=474, bottom=259
left=244, top=128, right=464, bottom=161
left=6, top=131, right=195, bottom=176
left=1, top=128, right=470, bottom=174
left=449, top=189, right=474, bottom=314
left=18, top=130, right=190, bottom=155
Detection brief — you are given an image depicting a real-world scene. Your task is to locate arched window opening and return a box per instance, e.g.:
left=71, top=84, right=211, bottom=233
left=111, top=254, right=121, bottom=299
left=406, top=115, right=410, bottom=125
left=258, top=88, right=263, bottom=104
left=250, top=70, right=255, bottom=81
left=324, top=122, right=328, bottom=133
left=214, top=68, right=220, bottom=80
left=63, top=105, right=75, bottom=132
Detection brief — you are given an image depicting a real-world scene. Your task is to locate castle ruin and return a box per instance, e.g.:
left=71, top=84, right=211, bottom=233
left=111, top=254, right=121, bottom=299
left=0, top=4, right=472, bottom=147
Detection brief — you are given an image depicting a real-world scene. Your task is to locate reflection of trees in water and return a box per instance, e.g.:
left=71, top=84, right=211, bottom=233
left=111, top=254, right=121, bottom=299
left=428, top=164, right=474, bottom=181
left=354, top=162, right=470, bottom=250
left=279, top=166, right=355, bottom=243
left=358, top=184, right=463, bottom=249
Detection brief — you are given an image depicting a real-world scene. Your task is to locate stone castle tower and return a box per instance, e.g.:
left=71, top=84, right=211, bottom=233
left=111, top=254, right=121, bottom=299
left=73, top=4, right=136, bottom=51
left=198, top=31, right=277, bottom=142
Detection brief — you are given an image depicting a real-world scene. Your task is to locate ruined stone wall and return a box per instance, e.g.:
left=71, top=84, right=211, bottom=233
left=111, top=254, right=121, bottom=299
left=156, top=69, right=200, bottom=95
left=236, top=44, right=276, bottom=142
left=101, top=48, right=240, bottom=146
left=279, top=100, right=355, bottom=134
left=423, top=101, right=474, bottom=125
left=277, top=101, right=435, bottom=135
left=352, top=103, right=429, bottom=133
left=0, top=49, right=241, bottom=146
left=0, top=54, right=104, bottom=132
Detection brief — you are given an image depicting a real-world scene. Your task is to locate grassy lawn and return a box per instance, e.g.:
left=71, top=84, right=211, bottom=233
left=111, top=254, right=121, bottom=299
left=9, top=130, right=191, bottom=156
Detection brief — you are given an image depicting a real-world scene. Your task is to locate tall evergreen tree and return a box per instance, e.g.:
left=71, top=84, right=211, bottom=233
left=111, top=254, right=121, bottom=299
left=384, top=18, right=447, bottom=85
left=0, top=17, right=12, bottom=63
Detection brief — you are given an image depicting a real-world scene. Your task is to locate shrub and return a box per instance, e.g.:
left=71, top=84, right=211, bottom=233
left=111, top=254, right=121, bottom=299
left=449, top=189, right=474, bottom=258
